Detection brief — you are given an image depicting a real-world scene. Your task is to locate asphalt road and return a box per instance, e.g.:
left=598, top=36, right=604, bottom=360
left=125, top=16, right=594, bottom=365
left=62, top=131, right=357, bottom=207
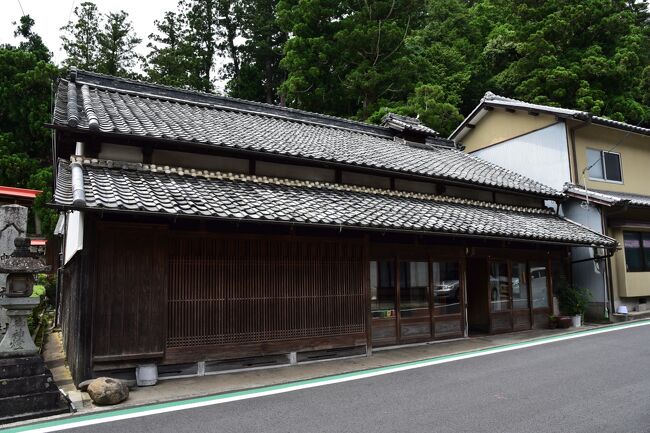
left=64, top=325, right=650, bottom=433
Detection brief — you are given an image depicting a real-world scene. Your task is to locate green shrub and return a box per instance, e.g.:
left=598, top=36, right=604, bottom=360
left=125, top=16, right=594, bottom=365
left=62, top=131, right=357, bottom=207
left=31, top=284, right=45, bottom=298
left=36, top=273, right=56, bottom=302
left=559, top=286, right=592, bottom=316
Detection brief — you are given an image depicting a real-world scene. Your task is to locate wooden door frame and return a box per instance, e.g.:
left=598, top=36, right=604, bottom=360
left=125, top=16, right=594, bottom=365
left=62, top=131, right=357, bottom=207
left=431, top=257, right=465, bottom=339
left=397, top=259, right=432, bottom=344
left=369, top=258, right=398, bottom=347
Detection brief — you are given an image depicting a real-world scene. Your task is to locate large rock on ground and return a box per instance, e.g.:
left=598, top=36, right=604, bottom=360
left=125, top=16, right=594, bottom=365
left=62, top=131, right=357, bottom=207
left=87, top=377, right=129, bottom=405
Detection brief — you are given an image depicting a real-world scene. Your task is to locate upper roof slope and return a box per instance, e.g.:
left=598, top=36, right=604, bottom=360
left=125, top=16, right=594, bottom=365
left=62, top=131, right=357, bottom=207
left=450, top=91, right=650, bottom=140
left=52, top=70, right=561, bottom=198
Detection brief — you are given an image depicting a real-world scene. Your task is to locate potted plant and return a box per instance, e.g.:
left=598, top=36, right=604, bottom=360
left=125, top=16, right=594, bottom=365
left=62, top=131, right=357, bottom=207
left=548, top=314, right=558, bottom=329
left=559, top=286, right=591, bottom=327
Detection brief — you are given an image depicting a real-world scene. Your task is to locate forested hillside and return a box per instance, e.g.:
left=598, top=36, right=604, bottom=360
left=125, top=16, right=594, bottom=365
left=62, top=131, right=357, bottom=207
left=1, top=0, right=649, bottom=234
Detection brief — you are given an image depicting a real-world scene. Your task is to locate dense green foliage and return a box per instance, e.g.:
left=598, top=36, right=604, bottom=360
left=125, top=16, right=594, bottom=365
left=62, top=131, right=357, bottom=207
left=1, top=0, right=649, bottom=237
left=0, top=16, right=59, bottom=235
left=61, top=2, right=142, bottom=77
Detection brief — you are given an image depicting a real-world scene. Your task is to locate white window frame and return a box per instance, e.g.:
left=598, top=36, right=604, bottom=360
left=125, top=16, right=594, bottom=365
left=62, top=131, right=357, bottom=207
left=587, top=148, right=623, bottom=184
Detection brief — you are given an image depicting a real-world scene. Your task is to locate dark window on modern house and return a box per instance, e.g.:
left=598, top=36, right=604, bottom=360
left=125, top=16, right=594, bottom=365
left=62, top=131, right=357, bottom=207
left=587, top=149, right=622, bottom=182
left=624, top=232, right=650, bottom=272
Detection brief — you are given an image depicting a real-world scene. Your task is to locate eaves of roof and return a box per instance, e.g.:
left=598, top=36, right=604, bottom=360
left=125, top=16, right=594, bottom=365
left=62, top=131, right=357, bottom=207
left=450, top=92, right=650, bottom=141
left=564, top=183, right=650, bottom=209
left=0, top=186, right=42, bottom=200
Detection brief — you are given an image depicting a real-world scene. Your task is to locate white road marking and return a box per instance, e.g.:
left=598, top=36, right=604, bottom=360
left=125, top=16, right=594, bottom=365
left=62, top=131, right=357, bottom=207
left=6, top=320, right=650, bottom=433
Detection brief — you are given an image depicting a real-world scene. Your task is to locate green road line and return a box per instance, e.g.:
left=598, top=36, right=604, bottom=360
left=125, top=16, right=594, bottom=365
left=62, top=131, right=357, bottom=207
left=3, top=319, right=649, bottom=433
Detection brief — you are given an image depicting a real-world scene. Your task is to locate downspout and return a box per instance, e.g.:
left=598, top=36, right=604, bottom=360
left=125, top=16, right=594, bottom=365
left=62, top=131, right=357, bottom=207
left=600, top=209, right=610, bottom=320
left=71, top=142, right=86, bottom=206
left=601, top=202, right=629, bottom=318
left=70, top=162, right=86, bottom=207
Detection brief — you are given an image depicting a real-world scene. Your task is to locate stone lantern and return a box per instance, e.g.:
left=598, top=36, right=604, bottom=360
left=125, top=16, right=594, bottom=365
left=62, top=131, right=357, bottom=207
left=0, top=237, right=49, bottom=357
left=0, top=237, right=69, bottom=423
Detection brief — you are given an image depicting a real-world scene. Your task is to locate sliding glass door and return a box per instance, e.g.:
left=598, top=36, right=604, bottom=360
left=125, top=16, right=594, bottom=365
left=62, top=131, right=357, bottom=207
left=370, top=260, right=397, bottom=345
left=370, top=256, right=465, bottom=346
left=399, top=261, right=430, bottom=341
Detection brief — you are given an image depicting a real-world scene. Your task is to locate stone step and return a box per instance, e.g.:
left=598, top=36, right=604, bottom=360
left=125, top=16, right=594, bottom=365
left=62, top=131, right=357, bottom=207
left=0, top=405, right=70, bottom=425
left=611, top=310, right=650, bottom=323
left=0, top=356, right=48, bottom=379
left=0, top=373, right=57, bottom=398
left=0, top=390, right=69, bottom=421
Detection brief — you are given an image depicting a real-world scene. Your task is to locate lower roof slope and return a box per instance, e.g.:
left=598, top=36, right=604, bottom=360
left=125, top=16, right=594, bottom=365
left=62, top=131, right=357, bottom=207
left=564, top=184, right=650, bottom=208
left=54, top=158, right=615, bottom=248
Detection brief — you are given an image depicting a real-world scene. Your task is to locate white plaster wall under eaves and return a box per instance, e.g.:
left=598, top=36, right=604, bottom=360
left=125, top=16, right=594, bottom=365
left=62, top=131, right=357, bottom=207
left=471, top=122, right=571, bottom=191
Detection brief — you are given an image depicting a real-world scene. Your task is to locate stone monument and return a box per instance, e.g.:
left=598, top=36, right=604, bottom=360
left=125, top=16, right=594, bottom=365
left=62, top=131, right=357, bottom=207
left=0, top=204, right=28, bottom=337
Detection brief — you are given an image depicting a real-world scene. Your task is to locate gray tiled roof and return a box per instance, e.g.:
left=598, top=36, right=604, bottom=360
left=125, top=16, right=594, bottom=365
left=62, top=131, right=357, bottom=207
left=564, top=184, right=650, bottom=208
left=381, top=113, right=439, bottom=136
left=53, top=158, right=615, bottom=248
left=52, top=71, right=561, bottom=198
left=451, top=91, right=650, bottom=140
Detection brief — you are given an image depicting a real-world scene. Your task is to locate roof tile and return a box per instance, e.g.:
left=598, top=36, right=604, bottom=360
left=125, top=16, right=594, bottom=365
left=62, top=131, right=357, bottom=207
left=53, top=73, right=561, bottom=198
left=54, top=158, right=614, bottom=248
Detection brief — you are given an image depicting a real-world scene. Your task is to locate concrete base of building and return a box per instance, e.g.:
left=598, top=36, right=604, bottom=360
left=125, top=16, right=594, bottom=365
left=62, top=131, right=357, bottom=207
left=584, top=302, right=610, bottom=323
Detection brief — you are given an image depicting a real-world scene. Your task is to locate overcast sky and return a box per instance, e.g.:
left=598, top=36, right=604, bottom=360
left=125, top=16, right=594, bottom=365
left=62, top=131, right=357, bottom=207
left=1, top=0, right=180, bottom=65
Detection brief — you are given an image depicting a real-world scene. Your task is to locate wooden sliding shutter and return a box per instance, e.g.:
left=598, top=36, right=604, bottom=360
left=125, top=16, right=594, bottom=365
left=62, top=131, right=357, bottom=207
left=92, top=224, right=168, bottom=361
left=167, top=235, right=366, bottom=351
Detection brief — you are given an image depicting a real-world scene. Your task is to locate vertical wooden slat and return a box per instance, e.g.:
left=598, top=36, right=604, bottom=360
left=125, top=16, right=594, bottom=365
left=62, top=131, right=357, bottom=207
left=166, top=233, right=365, bottom=350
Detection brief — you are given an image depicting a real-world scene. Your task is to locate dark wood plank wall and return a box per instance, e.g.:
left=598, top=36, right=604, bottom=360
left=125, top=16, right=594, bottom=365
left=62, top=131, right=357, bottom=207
left=59, top=216, right=96, bottom=384
left=165, top=233, right=366, bottom=360
left=92, top=223, right=168, bottom=362
left=59, top=253, right=87, bottom=383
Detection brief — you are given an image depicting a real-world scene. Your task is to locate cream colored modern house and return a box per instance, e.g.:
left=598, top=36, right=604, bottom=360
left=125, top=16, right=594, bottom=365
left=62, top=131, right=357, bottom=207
left=450, top=92, right=650, bottom=320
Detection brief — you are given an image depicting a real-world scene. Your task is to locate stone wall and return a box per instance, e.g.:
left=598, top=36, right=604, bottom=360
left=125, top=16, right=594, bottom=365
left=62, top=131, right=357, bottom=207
left=0, top=204, right=28, bottom=336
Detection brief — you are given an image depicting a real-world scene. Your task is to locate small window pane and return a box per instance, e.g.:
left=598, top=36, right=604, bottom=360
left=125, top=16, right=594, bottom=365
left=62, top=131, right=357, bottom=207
left=587, top=149, right=604, bottom=179
left=624, top=232, right=643, bottom=272
left=371, top=260, right=396, bottom=317
left=530, top=262, right=549, bottom=309
left=399, top=261, right=429, bottom=318
left=490, top=262, right=510, bottom=312
left=644, top=233, right=650, bottom=270
left=432, top=262, right=461, bottom=315
left=603, top=152, right=622, bottom=182
left=512, top=262, right=529, bottom=310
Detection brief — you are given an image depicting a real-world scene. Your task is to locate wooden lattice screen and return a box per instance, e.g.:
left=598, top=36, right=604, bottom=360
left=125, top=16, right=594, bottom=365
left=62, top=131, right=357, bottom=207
left=167, top=234, right=366, bottom=349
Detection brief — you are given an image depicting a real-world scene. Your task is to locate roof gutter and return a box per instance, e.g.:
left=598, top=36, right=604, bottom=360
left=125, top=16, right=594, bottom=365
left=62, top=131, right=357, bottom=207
left=570, top=247, right=617, bottom=264
left=46, top=202, right=617, bottom=250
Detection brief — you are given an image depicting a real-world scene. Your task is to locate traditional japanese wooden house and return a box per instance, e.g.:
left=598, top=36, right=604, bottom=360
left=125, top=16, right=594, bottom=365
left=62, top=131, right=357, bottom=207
left=49, top=70, right=616, bottom=384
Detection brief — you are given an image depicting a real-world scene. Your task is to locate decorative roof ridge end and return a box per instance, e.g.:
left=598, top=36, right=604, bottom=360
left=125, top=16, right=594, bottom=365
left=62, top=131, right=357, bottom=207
left=69, top=156, right=555, bottom=216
